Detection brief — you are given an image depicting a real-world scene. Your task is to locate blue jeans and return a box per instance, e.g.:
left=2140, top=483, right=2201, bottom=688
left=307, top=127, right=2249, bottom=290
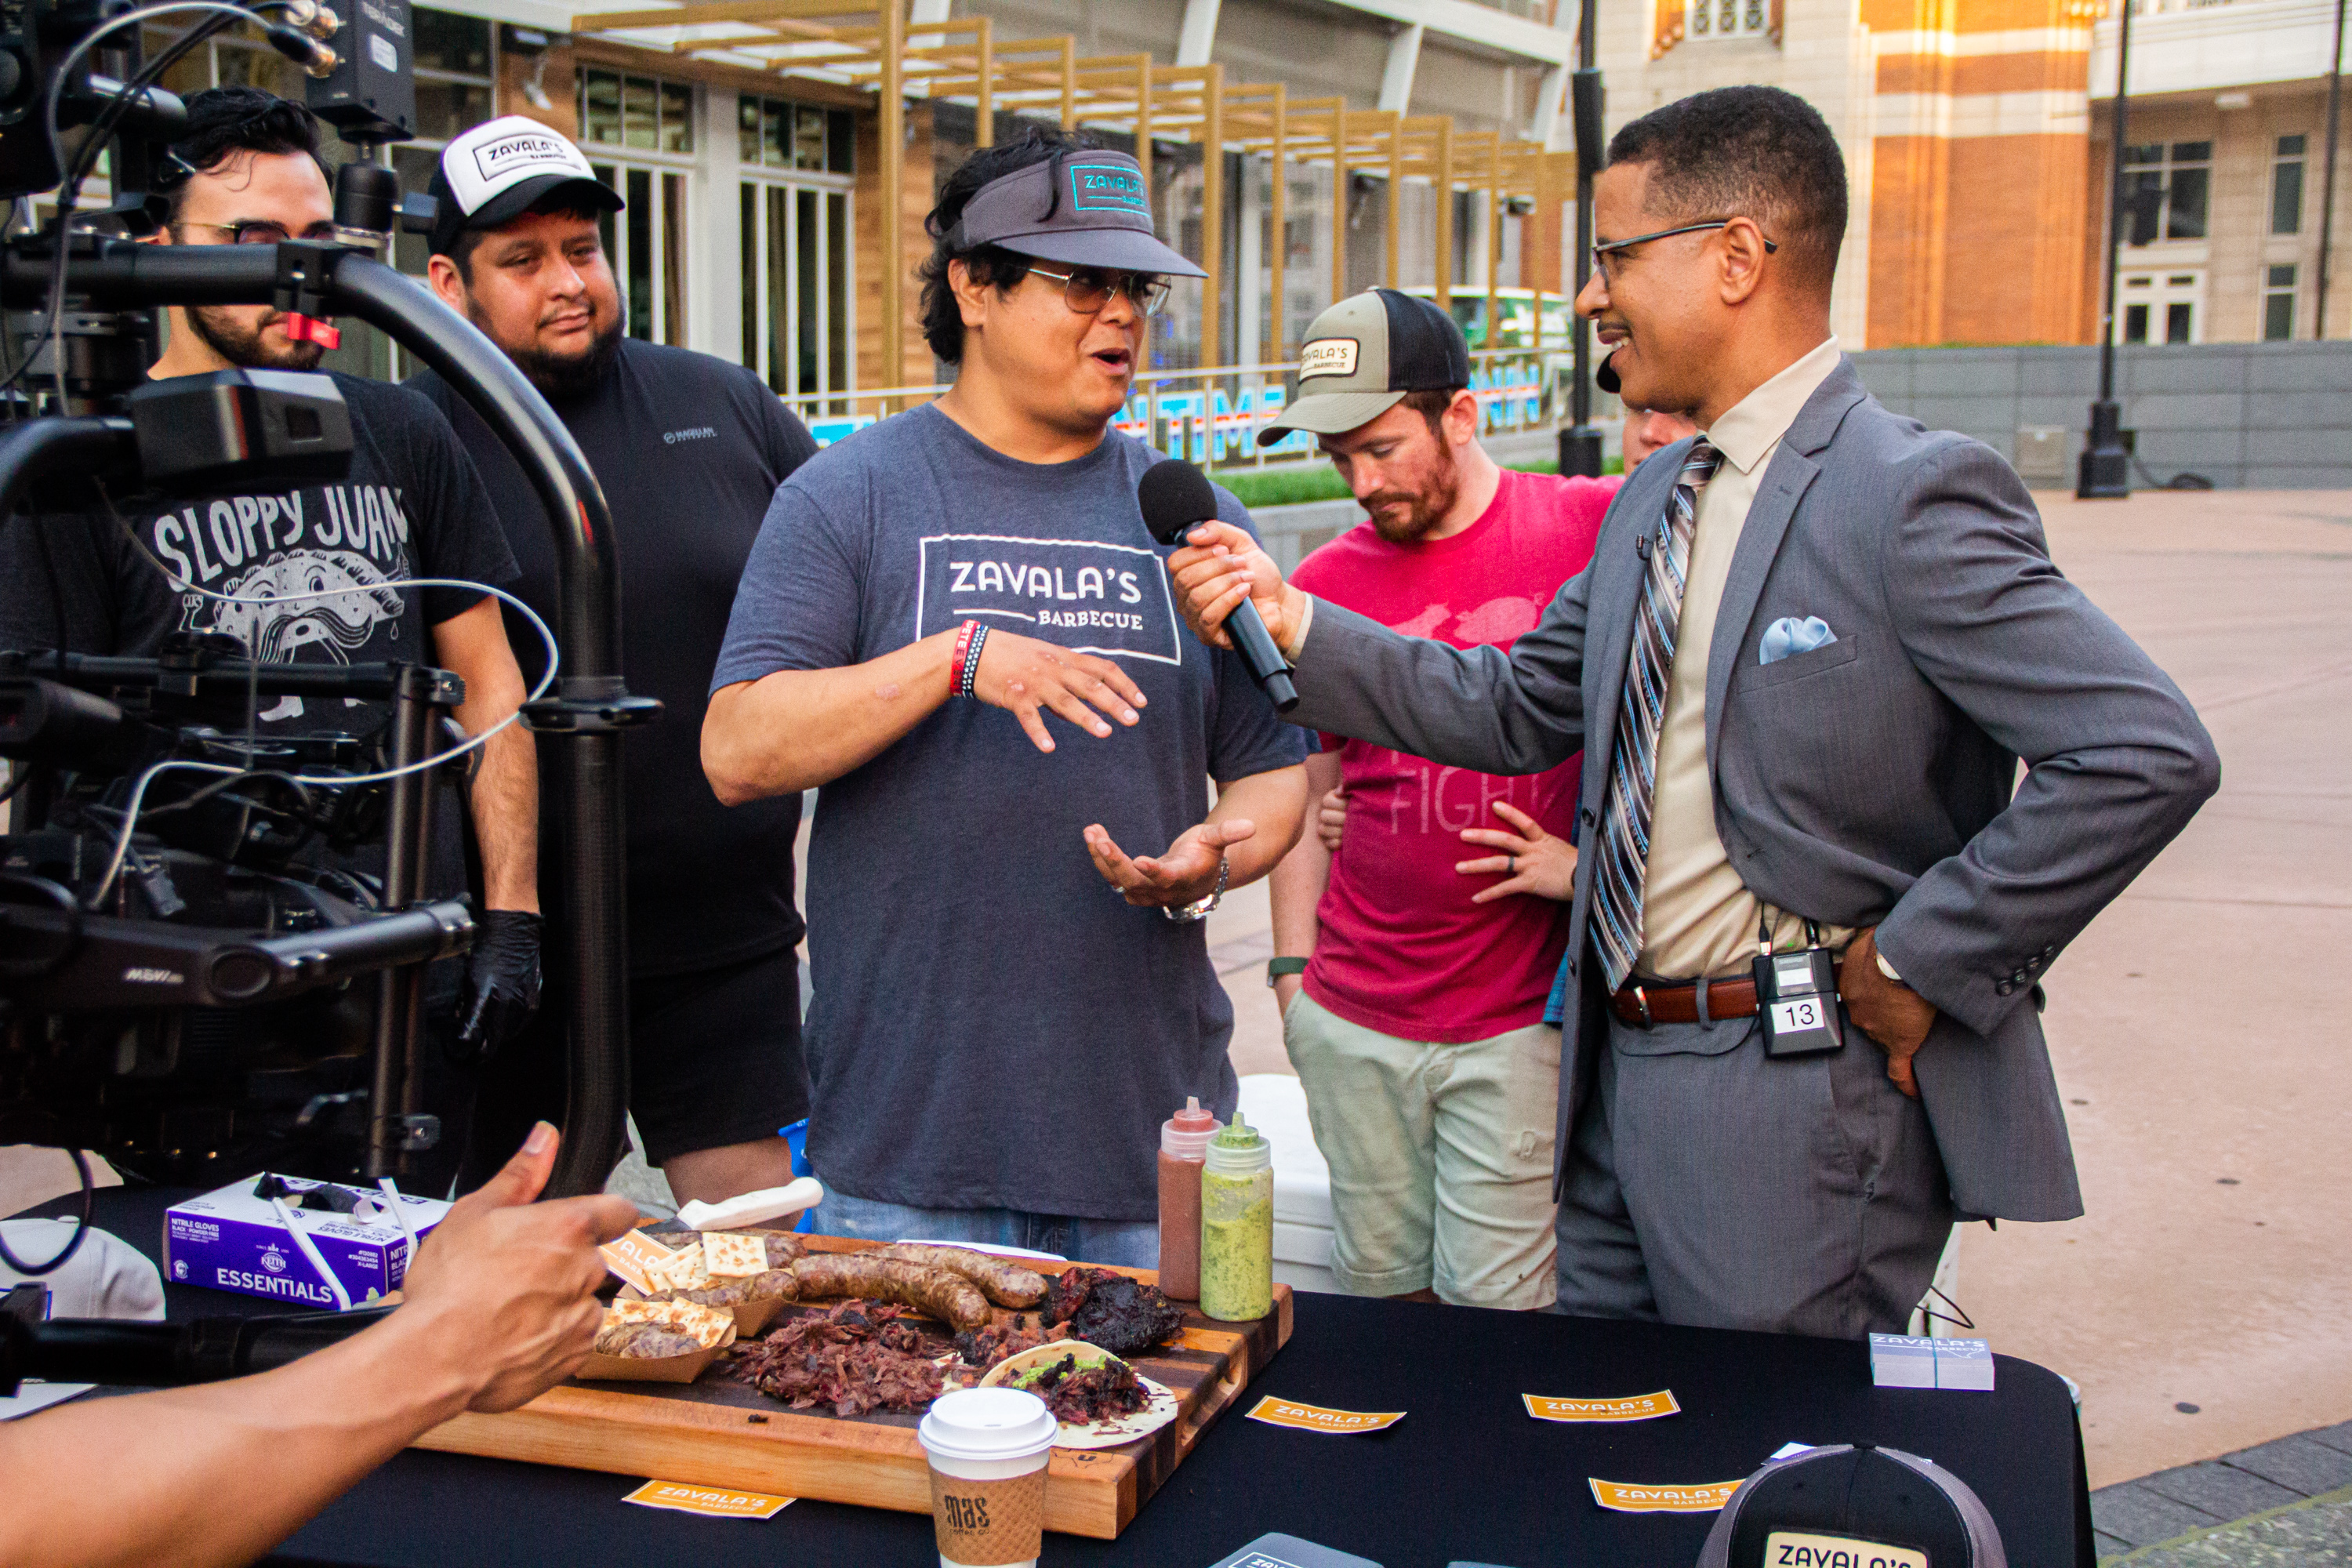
left=810, top=1177, right=1160, bottom=1271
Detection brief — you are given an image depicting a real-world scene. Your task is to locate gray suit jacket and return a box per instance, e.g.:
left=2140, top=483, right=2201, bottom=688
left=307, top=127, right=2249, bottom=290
left=1287, top=358, right=2220, bottom=1221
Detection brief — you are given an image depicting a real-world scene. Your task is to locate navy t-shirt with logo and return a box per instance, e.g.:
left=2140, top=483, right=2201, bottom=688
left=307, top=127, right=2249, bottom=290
left=710, top=403, right=1309, bottom=1221
left=0, top=372, right=518, bottom=895
left=412, top=336, right=818, bottom=977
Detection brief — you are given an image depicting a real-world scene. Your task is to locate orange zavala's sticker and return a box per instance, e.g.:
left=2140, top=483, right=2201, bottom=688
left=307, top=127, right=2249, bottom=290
left=1523, top=1389, right=1681, bottom=1423
left=1245, top=1397, right=1406, bottom=1434
left=598, top=1228, right=678, bottom=1294
left=1588, top=1478, right=1742, bottom=1513
left=621, top=1480, right=794, bottom=1519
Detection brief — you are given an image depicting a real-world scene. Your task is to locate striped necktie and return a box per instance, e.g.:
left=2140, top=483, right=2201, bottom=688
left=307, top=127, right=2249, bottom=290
left=1588, top=439, right=1722, bottom=992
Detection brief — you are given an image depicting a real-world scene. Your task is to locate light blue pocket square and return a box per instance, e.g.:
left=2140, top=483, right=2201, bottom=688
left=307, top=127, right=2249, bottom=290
left=1759, top=615, right=1838, bottom=665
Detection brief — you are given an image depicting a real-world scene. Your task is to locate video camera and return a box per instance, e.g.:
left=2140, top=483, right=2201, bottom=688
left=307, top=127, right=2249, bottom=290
left=0, top=0, right=644, bottom=1245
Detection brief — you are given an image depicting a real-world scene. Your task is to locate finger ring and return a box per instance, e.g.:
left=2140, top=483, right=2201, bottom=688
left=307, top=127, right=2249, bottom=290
left=1508, top=855, right=1518, bottom=873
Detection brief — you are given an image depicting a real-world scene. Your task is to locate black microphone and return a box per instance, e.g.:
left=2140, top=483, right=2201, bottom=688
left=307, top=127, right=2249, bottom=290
left=1137, top=459, right=1299, bottom=712
left=1596, top=347, right=1622, bottom=396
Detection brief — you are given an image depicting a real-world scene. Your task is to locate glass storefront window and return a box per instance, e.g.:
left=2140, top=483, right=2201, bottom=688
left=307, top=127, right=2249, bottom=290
left=412, top=9, right=491, bottom=74
left=740, top=170, right=852, bottom=402
left=582, top=68, right=694, bottom=154
left=739, top=94, right=853, bottom=173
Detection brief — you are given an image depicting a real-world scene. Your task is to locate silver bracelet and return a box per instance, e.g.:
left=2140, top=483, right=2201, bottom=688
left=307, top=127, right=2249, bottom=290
left=1161, top=853, right=1229, bottom=922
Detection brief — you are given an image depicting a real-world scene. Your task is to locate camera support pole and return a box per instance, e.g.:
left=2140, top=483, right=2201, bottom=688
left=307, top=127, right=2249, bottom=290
left=0, top=238, right=654, bottom=1198
left=365, top=665, right=448, bottom=1178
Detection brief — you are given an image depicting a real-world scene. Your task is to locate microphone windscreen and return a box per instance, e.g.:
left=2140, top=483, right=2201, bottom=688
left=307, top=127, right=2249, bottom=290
left=1596, top=350, right=1621, bottom=396
left=1137, top=458, right=1221, bottom=546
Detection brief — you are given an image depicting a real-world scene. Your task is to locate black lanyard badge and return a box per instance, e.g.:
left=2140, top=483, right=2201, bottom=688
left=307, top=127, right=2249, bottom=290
left=1755, top=920, right=1844, bottom=1058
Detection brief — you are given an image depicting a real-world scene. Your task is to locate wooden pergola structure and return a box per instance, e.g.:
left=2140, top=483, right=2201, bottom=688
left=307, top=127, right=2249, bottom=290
left=569, top=0, right=1577, bottom=378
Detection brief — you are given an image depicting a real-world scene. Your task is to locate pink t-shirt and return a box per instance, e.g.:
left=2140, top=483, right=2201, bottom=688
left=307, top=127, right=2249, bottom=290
left=1292, top=466, right=1618, bottom=1043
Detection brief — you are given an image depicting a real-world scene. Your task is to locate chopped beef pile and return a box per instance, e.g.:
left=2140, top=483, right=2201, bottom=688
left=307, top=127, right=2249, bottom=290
left=1016, top=1352, right=1152, bottom=1425
left=953, top=1315, right=1071, bottom=1370
left=1042, top=1267, right=1185, bottom=1357
left=731, top=1299, right=966, bottom=1417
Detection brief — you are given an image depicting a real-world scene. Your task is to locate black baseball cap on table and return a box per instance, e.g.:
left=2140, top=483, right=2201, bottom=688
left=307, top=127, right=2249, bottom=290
left=1697, top=1443, right=2008, bottom=1568
left=426, top=115, right=622, bottom=256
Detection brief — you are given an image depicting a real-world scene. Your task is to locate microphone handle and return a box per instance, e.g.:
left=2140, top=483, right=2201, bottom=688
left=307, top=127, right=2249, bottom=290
left=1226, top=599, right=1301, bottom=713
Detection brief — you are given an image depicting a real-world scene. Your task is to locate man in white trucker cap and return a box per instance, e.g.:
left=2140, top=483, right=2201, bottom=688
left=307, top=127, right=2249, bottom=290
left=412, top=116, right=822, bottom=1208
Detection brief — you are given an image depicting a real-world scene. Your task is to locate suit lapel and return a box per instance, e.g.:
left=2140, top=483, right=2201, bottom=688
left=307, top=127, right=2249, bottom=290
left=1703, top=448, right=1818, bottom=770
left=1701, top=365, right=1869, bottom=773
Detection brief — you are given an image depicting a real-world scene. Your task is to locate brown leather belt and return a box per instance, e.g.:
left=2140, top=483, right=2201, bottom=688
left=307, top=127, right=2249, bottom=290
left=1608, top=962, right=1846, bottom=1029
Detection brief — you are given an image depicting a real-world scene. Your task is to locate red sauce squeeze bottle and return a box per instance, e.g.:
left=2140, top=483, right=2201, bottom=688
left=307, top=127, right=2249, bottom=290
left=1156, top=1096, right=1221, bottom=1300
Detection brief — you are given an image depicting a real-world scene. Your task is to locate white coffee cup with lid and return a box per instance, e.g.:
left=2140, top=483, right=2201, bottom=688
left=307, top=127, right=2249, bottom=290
left=917, top=1386, right=1058, bottom=1568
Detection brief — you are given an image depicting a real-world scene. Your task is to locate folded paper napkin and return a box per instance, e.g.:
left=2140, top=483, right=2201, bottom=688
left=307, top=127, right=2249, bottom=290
left=1759, top=615, right=1837, bottom=665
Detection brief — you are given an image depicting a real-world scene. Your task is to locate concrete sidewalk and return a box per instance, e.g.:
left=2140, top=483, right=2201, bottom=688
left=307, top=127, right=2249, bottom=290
left=1965, top=491, right=2352, bottom=1491
left=2093, top=1417, right=2352, bottom=1562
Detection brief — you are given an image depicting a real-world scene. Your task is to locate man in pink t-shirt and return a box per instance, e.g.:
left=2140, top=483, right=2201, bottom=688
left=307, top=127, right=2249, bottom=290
left=1263, top=289, right=1687, bottom=1308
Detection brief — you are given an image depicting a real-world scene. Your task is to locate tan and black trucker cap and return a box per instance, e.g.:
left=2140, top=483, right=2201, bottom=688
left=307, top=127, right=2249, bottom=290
left=1257, top=288, right=1474, bottom=445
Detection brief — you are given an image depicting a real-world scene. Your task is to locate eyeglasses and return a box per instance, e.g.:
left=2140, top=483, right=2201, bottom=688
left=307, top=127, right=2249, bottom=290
left=1591, top=220, right=1778, bottom=282
left=1025, top=263, right=1172, bottom=318
left=183, top=221, right=335, bottom=246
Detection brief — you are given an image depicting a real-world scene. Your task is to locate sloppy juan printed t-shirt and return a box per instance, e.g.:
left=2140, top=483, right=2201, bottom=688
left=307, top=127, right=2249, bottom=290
left=412, top=338, right=819, bottom=977
left=0, top=373, right=517, bottom=894
left=710, top=404, right=1310, bottom=1221
left=1291, top=466, right=1617, bottom=1043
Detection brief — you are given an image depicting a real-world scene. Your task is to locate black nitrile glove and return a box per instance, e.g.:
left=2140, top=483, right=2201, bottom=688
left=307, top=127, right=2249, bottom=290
left=456, top=909, right=543, bottom=1059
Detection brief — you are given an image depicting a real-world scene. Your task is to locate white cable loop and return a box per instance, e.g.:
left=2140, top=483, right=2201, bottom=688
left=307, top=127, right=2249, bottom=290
left=82, top=575, right=561, bottom=909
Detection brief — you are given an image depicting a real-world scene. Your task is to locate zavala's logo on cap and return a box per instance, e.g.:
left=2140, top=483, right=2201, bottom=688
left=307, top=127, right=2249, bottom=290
left=1069, top=159, right=1147, bottom=215
left=473, top=132, right=573, bottom=186
left=1299, top=337, right=1360, bottom=379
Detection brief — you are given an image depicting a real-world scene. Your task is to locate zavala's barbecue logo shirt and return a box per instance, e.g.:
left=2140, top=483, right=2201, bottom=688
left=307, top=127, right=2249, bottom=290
left=146, top=481, right=420, bottom=724
left=915, top=532, right=1184, bottom=665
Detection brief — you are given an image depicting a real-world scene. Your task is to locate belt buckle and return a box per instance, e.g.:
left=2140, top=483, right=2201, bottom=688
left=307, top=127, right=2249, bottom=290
left=1633, top=984, right=1653, bottom=1030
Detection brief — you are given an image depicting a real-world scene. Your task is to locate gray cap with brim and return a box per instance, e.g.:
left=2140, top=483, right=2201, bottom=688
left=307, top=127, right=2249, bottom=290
left=1259, top=287, right=1472, bottom=445
left=949, top=151, right=1206, bottom=279
left=1265, top=387, right=1408, bottom=438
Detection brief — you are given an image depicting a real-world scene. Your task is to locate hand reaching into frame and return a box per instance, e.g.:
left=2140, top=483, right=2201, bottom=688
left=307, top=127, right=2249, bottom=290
left=1455, top=800, right=1577, bottom=904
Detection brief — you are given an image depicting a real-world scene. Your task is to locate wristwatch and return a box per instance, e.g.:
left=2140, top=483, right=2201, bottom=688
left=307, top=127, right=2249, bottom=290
left=1267, top=956, right=1308, bottom=988
left=1160, top=854, right=1230, bottom=923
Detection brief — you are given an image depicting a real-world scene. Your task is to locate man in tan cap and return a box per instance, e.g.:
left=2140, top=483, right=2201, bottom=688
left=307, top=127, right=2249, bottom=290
left=1261, top=288, right=1689, bottom=1308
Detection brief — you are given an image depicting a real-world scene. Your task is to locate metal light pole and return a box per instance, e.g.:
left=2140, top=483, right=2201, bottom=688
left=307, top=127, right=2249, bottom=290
left=2078, top=0, right=2136, bottom=498
left=2317, top=0, right=2345, bottom=337
left=1557, top=0, right=1606, bottom=477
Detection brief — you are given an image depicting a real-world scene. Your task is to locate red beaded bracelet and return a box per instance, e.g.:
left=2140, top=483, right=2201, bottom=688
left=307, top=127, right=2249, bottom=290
left=950, top=619, right=981, bottom=697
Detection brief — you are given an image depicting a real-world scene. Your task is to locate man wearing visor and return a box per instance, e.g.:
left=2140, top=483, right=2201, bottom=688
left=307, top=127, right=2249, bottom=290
left=704, top=128, right=1308, bottom=1266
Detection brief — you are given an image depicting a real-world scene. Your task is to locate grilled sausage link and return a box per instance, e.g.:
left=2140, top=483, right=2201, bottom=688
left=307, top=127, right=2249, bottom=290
left=786, top=1254, right=991, bottom=1330
left=869, top=1244, right=1048, bottom=1308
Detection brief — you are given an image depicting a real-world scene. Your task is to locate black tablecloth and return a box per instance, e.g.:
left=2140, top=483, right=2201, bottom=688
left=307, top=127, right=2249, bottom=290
left=22, top=1183, right=2094, bottom=1568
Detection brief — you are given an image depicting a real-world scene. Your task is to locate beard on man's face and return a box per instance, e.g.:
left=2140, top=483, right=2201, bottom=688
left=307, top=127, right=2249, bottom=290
left=1363, top=436, right=1461, bottom=545
left=478, top=299, right=623, bottom=398
left=187, top=305, right=324, bottom=372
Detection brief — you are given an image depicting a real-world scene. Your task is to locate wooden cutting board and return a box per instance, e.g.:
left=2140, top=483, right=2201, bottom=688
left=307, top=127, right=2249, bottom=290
left=412, top=1235, right=1294, bottom=1540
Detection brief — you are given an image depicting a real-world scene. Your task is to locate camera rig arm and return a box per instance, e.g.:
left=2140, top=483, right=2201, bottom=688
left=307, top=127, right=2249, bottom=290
left=0, top=237, right=644, bottom=1199
left=0, top=1304, right=394, bottom=1394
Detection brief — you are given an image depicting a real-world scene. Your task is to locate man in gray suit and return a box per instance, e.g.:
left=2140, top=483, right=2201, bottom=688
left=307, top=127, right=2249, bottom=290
left=1167, top=85, right=2219, bottom=1338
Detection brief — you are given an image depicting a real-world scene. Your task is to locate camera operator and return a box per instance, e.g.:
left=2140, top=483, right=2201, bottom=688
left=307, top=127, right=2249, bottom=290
left=405, top=119, right=820, bottom=1205
left=0, top=1123, right=637, bottom=1568
left=0, top=90, right=547, bottom=1149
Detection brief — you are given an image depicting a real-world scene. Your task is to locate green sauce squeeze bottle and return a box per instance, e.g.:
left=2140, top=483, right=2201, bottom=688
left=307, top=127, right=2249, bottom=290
left=1199, top=1112, right=1274, bottom=1323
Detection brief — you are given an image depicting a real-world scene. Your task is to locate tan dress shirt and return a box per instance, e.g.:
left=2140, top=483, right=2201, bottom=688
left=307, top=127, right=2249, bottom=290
left=1635, top=336, right=1849, bottom=981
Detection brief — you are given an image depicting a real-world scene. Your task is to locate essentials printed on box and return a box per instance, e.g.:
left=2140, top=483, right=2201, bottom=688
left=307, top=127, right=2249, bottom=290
left=165, top=1175, right=448, bottom=1308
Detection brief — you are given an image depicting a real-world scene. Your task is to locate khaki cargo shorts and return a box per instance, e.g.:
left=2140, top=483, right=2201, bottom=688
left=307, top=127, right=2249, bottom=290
left=1283, top=989, right=1560, bottom=1309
